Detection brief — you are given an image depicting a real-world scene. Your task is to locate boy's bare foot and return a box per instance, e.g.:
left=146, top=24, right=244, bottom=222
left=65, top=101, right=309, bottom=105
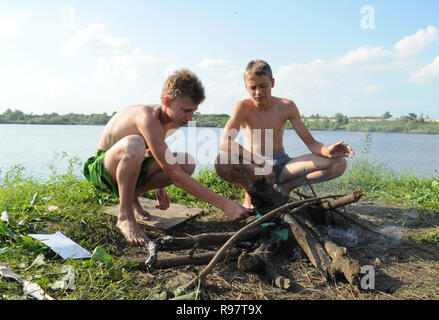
left=133, top=197, right=151, bottom=222
left=242, top=192, right=255, bottom=209
left=116, top=218, right=149, bottom=246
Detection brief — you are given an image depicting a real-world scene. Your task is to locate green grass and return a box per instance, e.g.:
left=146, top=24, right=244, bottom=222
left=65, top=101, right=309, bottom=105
left=314, top=157, right=439, bottom=212
left=1, top=151, right=438, bottom=300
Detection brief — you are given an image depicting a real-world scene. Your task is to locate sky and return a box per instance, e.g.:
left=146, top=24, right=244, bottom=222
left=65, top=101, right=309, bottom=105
left=1, top=0, right=438, bottom=118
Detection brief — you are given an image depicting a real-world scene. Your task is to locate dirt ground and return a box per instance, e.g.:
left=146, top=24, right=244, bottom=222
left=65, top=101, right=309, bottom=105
left=126, top=201, right=439, bottom=300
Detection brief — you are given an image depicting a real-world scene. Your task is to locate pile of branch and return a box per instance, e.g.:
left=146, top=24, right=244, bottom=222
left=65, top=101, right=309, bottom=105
left=182, top=178, right=364, bottom=291
left=127, top=177, right=366, bottom=292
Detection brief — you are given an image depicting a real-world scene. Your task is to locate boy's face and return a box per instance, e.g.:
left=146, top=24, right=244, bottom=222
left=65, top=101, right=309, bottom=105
left=164, top=96, right=198, bottom=126
left=244, top=74, right=274, bottom=107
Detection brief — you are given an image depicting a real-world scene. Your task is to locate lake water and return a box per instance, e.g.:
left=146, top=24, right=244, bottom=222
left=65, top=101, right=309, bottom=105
left=0, top=124, right=438, bottom=180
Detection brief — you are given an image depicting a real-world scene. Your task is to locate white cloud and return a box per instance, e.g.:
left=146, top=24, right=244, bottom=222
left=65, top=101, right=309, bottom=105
left=275, top=58, right=338, bottom=91
left=197, top=58, right=232, bottom=71
left=61, top=24, right=128, bottom=55
left=37, top=77, right=70, bottom=101
left=163, top=65, right=182, bottom=76
left=99, top=36, right=128, bottom=48
left=408, top=56, right=439, bottom=84
left=61, top=5, right=75, bottom=30
left=336, top=45, right=394, bottom=66
left=190, top=58, right=246, bottom=113
left=394, top=26, right=438, bottom=58
left=93, top=48, right=169, bottom=84
left=362, top=83, right=382, bottom=93
left=273, top=50, right=395, bottom=115
left=227, top=68, right=244, bottom=79
left=0, top=11, right=32, bottom=37
left=271, top=26, right=439, bottom=116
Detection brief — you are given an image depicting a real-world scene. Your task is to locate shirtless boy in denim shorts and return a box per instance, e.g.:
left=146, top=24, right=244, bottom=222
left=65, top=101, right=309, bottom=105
left=215, top=60, right=355, bottom=209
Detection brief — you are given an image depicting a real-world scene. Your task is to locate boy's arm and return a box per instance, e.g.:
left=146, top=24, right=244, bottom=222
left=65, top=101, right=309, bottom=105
left=287, top=101, right=328, bottom=156
left=136, top=108, right=251, bottom=220
left=288, top=101, right=354, bottom=158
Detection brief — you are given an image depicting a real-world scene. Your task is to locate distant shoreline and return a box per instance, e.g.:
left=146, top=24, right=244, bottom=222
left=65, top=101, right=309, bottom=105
left=1, top=121, right=438, bottom=135
left=1, top=109, right=438, bottom=134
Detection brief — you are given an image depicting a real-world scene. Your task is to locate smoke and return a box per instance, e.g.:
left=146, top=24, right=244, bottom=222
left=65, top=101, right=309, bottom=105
left=325, top=222, right=407, bottom=248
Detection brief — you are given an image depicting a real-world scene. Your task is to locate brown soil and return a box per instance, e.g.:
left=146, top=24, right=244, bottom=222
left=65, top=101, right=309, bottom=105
left=125, top=202, right=439, bottom=300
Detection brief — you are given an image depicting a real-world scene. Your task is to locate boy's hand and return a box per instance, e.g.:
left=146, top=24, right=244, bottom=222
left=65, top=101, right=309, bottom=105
left=222, top=200, right=252, bottom=221
left=155, top=188, right=170, bottom=210
left=327, top=140, right=355, bottom=159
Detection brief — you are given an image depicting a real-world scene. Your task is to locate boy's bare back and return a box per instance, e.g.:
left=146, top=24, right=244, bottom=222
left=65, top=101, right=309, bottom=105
left=97, top=105, right=178, bottom=152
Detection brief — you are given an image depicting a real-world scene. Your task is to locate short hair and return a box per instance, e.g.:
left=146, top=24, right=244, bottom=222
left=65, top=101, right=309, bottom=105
left=244, top=59, right=273, bottom=81
left=161, top=69, right=205, bottom=105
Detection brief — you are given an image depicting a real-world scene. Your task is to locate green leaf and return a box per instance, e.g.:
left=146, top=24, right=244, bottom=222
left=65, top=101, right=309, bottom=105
left=91, top=246, right=114, bottom=268
left=170, top=291, right=198, bottom=300
left=0, top=220, right=16, bottom=239
left=149, top=291, right=167, bottom=300
left=29, top=254, right=46, bottom=268
left=173, top=286, right=186, bottom=297
left=0, top=247, right=14, bottom=257
left=30, top=193, right=39, bottom=206
left=0, top=220, right=7, bottom=234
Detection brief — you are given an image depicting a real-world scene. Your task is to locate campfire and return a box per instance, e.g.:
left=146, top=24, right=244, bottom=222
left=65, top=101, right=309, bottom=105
left=128, top=177, right=380, bottom=292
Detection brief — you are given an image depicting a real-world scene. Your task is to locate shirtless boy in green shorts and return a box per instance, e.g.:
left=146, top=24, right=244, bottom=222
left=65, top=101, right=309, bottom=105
left=215, top=60, right=355, bottom=208
left=84, top=69, right=252, bottom=245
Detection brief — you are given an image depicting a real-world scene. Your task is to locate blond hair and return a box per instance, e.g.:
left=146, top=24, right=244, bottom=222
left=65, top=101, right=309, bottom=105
left=161, top=69, right=205, bottom=105
left=244, top=59, right=273, bottom=81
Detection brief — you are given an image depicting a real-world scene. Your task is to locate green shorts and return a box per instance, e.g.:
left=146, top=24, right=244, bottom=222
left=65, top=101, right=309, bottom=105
left=83, top=149, right=155, bottom=197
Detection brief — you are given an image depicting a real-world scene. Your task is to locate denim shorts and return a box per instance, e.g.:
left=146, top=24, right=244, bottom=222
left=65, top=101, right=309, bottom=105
left=261, top=151, right=293, bottom=184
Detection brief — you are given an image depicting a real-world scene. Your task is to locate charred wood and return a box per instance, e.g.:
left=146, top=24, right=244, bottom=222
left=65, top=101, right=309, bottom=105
left=129, top=248, right=241, bottom=270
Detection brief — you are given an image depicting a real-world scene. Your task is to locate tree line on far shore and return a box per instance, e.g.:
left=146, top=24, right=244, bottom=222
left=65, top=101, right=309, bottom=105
left=0, top=108, right=115, bottom=125
left=299, top=112, right=439, bottom=134
left=0, top=108, right=438, bottom=133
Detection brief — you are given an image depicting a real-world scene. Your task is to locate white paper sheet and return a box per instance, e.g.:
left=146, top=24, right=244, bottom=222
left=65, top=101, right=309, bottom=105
left=29, top=231, right=91, bottom=259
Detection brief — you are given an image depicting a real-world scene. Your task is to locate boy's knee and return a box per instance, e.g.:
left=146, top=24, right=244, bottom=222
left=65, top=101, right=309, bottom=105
left=181, top=163, right=196, bottom=176
left=333, top=158, right=347, bottom=177
left=214, top=153, right=233, bottom=179
left=183, top=158, right=196, bottom=176
left=122, top=135, right=146, bottom=161
left=175, top=152, right=196, bottom=175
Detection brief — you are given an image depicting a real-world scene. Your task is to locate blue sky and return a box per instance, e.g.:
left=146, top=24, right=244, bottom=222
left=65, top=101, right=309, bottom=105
left=1, top=0, right=438, bottom=118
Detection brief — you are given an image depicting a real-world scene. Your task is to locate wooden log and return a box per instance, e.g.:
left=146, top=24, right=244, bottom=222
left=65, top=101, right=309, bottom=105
left=237, top=238, right=291, bottom=290
left=304, top=189, right=362, bottom=227
left=129, top=248, right=241, bottom=270
left=237, top=236, right=278, bottom=272
left=320, top=189, right=363, bottom=211
left=155, top=226, right=267, bottom=252
left=324, top=241, right=361, bottom=286
left=283, top=213, right=332, bottom=280
left=291, top=207, right=363, bottom=285
left=247, top=177, right=290, bottom=213
left=265, top=260, right=291, bottom=290
left=237, top=250, right=259, bottom=272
